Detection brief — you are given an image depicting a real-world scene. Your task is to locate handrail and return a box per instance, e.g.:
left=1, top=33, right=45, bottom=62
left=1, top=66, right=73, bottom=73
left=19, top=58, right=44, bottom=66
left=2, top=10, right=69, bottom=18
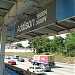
left=5, top=63, right=37, bottom=75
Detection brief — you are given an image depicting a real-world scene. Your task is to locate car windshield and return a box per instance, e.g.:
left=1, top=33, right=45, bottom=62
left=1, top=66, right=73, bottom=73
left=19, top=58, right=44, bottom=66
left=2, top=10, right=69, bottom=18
left=35, top=67, right=41, bottom=69
left=11, top=60, right=15, bottom=62
left=40, top=64, right=49, bottom=67
left=44, top=64, right=49, bottom=67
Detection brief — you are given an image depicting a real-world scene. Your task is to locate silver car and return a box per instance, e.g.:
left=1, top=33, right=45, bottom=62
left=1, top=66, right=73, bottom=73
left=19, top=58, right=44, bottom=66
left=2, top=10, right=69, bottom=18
left=39, top=64, right=51, bottom=71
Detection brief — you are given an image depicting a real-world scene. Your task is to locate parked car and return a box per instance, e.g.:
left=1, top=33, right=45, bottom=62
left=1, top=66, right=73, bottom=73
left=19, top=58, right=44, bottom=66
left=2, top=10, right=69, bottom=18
left=29, top=65, right=44, bottom=73
left=28, top=58, right=33, bottom=62
left=7, top=60, right=16, bottom=65
left=17, top=57, right=24, bottom=62
left=5, top=56, right=11, bottom=59
left=13, top=55, right=19, bottom=59
left=39, top=64, right=51, bottom=71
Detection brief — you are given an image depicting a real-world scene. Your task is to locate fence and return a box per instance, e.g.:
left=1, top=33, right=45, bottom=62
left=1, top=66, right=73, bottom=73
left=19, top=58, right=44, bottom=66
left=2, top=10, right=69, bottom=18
left=5, top=63, right=37, bottom=75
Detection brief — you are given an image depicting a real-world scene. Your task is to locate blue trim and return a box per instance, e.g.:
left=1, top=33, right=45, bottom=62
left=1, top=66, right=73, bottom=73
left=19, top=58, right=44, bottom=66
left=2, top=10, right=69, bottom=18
left=56, top=0, right=75, bottom=21
left=4, top=68, right=18, bottom=75
left=33, top=60, right=54, bottom=64
left=10, top=26, right=15, bottom=39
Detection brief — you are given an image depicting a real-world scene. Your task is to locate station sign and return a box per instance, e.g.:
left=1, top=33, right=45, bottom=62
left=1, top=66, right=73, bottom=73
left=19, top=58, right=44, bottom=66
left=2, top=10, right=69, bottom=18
left=15, top=0, right=56, bottom=36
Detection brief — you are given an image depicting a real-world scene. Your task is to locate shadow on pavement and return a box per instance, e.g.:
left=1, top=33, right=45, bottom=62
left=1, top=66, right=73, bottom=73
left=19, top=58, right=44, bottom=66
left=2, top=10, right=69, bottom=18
left=51, top=66, right=63, bottom=68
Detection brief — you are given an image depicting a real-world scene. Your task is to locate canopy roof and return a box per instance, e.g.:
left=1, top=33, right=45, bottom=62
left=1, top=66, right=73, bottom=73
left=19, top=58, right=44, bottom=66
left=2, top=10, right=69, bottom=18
left=0, top=0, right=17, bottom=25
left=0, top=0, right=75, bottom=43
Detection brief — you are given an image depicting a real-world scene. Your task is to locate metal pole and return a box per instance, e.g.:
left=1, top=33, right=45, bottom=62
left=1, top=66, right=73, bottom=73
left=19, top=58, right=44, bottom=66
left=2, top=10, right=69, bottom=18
left=0, top=26, right=7, bottom=75
left=25, top=47, right=26, bottom=58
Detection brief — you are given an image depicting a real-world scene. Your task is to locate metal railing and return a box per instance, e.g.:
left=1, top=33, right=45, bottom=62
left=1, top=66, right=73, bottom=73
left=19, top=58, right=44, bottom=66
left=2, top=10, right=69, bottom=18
left=5, top=63, right=37, bottom=75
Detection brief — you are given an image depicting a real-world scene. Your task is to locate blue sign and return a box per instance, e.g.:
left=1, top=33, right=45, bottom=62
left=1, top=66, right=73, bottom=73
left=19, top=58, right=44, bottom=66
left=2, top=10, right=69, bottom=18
left=56, top=0, right=75, bottom=21
left=10, top=26, right=15, bottom=39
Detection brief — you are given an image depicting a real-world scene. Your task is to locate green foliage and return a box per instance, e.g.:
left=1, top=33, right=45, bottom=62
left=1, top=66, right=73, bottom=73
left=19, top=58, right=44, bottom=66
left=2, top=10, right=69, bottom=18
left=54, top=36, right=64, bottom=52
left=28, top=35, right=50, bottom=54
left=45, top=52, right=50, bottom=55
left=16, top=43, right=24, bottom=48
left=64, top=32, right=75, bottom=57
left=28, top=32, right=75, bottom=57
left=69, top=50, right=75, bottom=57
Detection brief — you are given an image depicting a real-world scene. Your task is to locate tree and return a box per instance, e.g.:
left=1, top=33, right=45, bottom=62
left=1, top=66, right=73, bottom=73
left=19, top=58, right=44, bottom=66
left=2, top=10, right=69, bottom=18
left=28, top=36, right=50, bottom=54
left=16, top=43, right=24, bottom=48
left=28, top=32, right=75, bottom=57
left=65, top=32, right=75, bottom=56
left=53, top=36, right=64, bottom=52
left=28, top=35, right=64, bottom=54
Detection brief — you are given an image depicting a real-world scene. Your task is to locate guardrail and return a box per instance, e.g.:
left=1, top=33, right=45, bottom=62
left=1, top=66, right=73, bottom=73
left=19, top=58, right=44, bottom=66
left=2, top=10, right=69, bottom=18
left=5, top=63, right=37, bottom=75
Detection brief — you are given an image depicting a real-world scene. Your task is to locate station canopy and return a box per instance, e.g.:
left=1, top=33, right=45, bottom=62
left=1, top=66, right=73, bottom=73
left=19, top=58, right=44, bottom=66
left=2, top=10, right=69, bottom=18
left=0, top=0, right=75, bottom=43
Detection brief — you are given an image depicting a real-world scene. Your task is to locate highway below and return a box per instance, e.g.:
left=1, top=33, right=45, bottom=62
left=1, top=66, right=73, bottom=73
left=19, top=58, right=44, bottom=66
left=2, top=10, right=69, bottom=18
left=47, top=62, right=75, bottom=75
left=4, top=58, right=75, bottom=75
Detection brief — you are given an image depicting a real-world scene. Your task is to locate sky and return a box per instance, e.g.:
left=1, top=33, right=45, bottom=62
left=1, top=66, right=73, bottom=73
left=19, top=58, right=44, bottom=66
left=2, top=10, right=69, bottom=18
left=48, top=33, right=67, bottom=39
left=20, top=40, right=29, bottom=47
left=13, top=40, right=29, bottom=47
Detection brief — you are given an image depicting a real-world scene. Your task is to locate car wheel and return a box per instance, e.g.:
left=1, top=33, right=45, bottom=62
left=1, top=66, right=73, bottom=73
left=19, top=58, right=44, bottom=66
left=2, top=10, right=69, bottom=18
left=33, top=71, right=34, bottom=72
left=50, top=68, right=51, bottom=71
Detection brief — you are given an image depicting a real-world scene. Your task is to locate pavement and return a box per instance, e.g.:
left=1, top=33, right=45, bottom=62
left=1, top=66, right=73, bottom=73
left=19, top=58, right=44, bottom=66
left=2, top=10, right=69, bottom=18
left=4, top=58, right=75, bottom=75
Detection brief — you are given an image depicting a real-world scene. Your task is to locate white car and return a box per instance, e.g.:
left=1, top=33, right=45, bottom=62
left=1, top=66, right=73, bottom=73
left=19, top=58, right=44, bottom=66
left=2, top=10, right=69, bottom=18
left=13, top=55, right=19, bottom=59
left=29, top=66, right=44, bottom=73
left=5, top=56, right=11, bottom=59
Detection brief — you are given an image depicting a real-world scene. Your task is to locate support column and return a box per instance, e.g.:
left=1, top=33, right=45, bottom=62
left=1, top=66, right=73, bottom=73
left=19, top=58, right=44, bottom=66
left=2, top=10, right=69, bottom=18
left=0, top=26, right=7, bottom=75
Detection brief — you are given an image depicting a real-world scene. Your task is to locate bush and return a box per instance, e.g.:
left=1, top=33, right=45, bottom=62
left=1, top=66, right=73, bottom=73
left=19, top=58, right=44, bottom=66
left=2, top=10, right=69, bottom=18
left=69, top=50, right=75, bottom=57
left=45, top=52, right=50, bottom=55
left=62, top=50, right=75, bottom=57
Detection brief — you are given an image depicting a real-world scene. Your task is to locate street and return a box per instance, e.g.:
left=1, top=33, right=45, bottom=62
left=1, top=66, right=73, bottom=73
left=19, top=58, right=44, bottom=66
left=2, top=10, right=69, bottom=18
left=4, top=58, right=75, bottom=75
left=47, top=62, right=75, bottom=75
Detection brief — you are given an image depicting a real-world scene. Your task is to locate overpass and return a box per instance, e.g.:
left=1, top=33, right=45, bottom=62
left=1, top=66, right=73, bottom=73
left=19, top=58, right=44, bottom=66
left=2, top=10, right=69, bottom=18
left=0, top=0, right=75, bottom=75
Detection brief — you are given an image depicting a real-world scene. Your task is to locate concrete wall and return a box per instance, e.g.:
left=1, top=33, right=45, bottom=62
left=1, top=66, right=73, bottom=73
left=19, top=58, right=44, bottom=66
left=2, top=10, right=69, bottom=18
left=5, top=49, right=33, bottom=53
